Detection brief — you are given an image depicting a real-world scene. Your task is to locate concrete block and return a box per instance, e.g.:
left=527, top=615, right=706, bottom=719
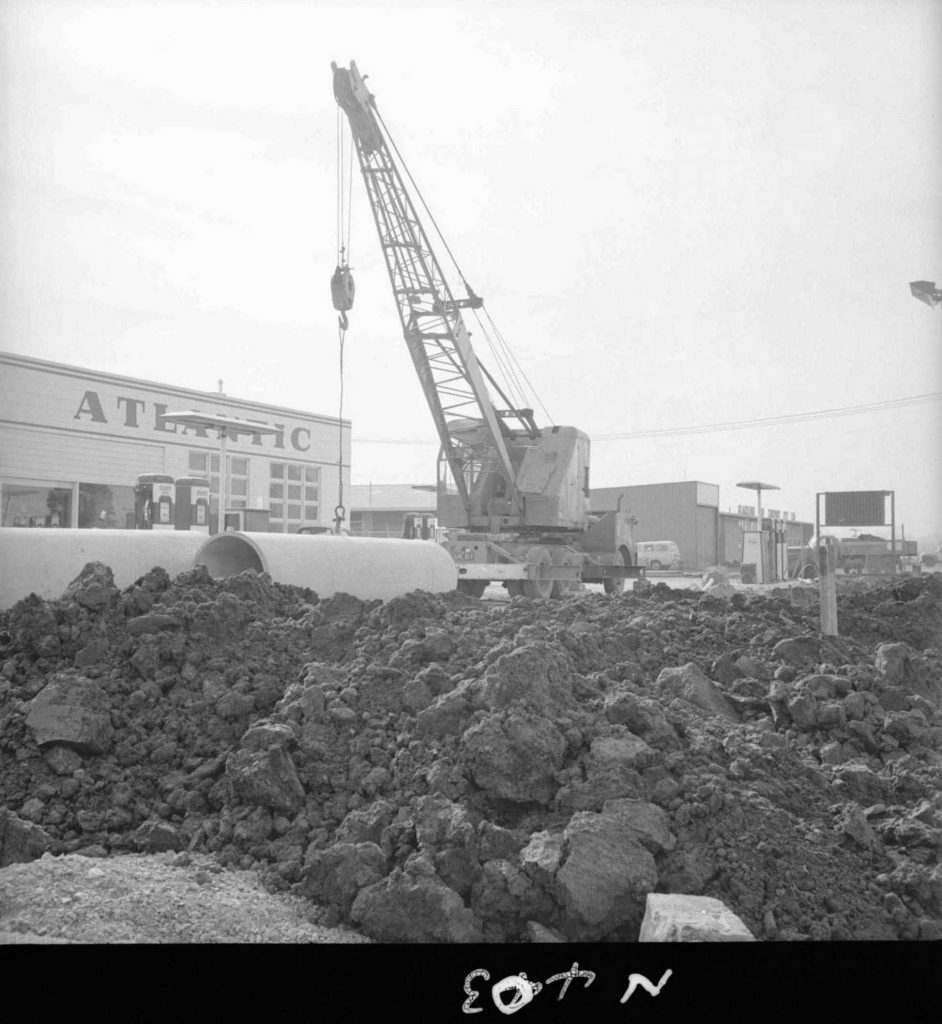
left=638, top=893, right=756, bottom=941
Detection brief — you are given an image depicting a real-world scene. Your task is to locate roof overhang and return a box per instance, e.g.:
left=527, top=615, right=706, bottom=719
left=736, top=480, right=780, bottom=491
left=158, top=410, right=282, bottom=436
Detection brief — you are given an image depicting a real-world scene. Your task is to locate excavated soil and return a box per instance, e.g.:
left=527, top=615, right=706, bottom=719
left=1, top=563, right=940, bottom=943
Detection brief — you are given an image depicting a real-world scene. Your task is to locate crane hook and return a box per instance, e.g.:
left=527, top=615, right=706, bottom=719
left=331, top=263, right=355, bottom=332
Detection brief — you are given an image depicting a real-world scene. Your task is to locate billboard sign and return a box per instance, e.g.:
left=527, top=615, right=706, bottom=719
left=823, top=491, right=887, bottom=528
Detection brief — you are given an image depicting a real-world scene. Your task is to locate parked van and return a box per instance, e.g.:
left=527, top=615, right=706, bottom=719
left=636, top=541, right=682, bottom=570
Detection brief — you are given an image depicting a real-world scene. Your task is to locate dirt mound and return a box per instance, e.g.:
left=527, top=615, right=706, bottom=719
left=0, top=850, right=371, bottom=943
left=1, top=564, right=940, bottom=942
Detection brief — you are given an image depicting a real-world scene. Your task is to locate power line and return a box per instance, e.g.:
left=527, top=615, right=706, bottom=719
left=593, top=392, right=942, bottom=442
left=351, top=391, right=942, bottom=446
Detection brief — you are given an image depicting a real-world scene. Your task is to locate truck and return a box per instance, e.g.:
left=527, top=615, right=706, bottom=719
left=332, top=61, right=642, bottom=598
left=788, top=534, right=919, bottom=578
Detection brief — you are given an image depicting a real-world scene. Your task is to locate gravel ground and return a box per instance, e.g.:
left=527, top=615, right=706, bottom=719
left=0, top=851, right=372, bottom=943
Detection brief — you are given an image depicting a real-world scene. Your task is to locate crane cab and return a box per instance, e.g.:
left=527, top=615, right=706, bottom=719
left=436, top=424, right=591, bottom=532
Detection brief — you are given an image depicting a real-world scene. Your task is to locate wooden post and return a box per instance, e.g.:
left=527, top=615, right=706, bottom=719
left=819, top=537, right=838, bottom=636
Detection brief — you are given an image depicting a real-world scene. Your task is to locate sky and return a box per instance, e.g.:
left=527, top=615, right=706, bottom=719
left=2, top=0, right=941, bottom=537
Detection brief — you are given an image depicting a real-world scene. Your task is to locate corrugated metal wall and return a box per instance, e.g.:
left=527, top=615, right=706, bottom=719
left=718, top=515, right=743, bottom=565
left=695, top=505, right=718, bottom=568
left=591, top=481, right=704, bottom=567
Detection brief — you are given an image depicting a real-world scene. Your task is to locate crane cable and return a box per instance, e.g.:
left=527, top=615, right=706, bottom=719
left=332, top=110, right=356, bottom=534
left=334, top=320, right=346, bottom=533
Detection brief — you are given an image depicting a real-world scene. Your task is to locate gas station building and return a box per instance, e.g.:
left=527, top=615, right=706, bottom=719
left=0, top=351, right=349, bottom=534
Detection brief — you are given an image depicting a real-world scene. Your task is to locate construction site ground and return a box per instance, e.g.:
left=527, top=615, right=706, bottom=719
left=1, top=563, right=940, bottom=944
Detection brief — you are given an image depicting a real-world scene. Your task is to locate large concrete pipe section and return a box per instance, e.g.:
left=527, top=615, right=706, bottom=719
left=0, top=528, right=208, bottom=609
left=193, top=531, right=458, bottom=601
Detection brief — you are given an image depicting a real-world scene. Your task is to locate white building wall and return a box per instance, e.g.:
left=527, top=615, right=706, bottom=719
left=0, top=352, right=350, bottom=533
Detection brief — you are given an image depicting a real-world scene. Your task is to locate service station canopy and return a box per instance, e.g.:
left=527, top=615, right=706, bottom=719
left=157, top=410, right=282, bottom=437
left=736, top=481, right=780, bottom=494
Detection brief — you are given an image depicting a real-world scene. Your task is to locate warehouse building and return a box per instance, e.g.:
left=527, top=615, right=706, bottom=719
left=590, top=480, right=721, bottom=571
left=0, top=351, right=349, bottom=534
left=592, top=479, right=813, bottom=570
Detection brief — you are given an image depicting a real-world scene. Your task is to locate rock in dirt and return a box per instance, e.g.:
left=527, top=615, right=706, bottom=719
left=26, top=675, right=113, bottom=754
left=0, top=809, right=58, bottom=866
left=655, top=663, right=740, bottom=721
left=350, top=853, right=482, bottom=942
left=61, top=562, right=118, bottom=611
left=459, top=711, right=566, bottom=804
left=555, top=807, right=659, bottom=939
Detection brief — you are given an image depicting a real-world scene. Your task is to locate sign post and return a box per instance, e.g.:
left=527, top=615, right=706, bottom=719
left=819, top=536, right=838, bottom=636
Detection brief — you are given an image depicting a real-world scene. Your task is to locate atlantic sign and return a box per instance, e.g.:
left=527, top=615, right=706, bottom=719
left=72, top=390, right=313, bottom=452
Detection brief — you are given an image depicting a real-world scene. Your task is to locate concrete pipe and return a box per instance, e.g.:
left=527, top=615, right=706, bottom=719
left=0, top=528, right=209, bottom=610
left=193, top=531, right=458, bottom=601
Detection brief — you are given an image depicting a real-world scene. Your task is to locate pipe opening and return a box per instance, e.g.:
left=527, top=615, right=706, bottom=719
left=196, top=535, right=265, bottom=577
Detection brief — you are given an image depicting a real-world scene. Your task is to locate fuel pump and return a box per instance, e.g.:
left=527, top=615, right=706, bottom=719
left=174, top=477, right=211, bottom=533
left=134, top=474, right=175, bottom=531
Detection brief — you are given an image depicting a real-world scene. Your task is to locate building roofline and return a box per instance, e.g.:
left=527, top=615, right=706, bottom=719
left=0, top=349, right=350, bottom=427
left=592, top=480, right=717, bottom=490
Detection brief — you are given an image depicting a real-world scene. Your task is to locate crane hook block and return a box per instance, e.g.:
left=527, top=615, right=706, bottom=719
left=331, top=264, right=355, bottom=313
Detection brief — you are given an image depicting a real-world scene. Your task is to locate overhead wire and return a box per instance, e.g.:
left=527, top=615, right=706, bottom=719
left=350, top=391, right=942, bottom=445
left=481, top=307, right=556, bottom=425
left=592, top=391, right=942, bottom=441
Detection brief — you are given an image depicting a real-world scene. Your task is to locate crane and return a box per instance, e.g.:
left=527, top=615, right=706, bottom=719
left=332, top=61, right=641, bottom=598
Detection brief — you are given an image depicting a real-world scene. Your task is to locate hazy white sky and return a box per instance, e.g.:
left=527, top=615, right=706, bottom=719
left=2, top=0, right=941, bottom=534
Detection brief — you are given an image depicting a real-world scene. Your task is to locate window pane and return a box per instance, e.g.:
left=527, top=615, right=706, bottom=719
left=230, top=478, right=247, bottom=496
left=287, top=465, right=302, bottom=481
left=287, top=503, right=301, bottom=520
left=304, top=486, right=318, bottom=502
left=189, top=452, right=207, bottom=472
left=4, top=484, right=71, bottom=528
left=211, top=455, right=220, bottom=472
left=269, top=502, right=284, bottom=519
left=230, top=457, right=247, bottom=475
left=287, top=484, right=301, bottom=500
left=271, top=463, right=284, bottom=480
left=77, top=483, right=135, bottom=530
left=305, top=467, right=319, bottom=483
left=269, top=482, right=284, bottom=499
left=303, top=505, right=319, bottom=521
left=210, top=474, right=219, bottom=494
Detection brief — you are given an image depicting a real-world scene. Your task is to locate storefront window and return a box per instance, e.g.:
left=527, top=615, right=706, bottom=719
left=2, top=485, right=72, bottom=528
left=79, top=483, right=135, bottom=529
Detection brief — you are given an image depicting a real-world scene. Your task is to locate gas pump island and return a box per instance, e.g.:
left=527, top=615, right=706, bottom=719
left=736, top=480, right=788, bottom=583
